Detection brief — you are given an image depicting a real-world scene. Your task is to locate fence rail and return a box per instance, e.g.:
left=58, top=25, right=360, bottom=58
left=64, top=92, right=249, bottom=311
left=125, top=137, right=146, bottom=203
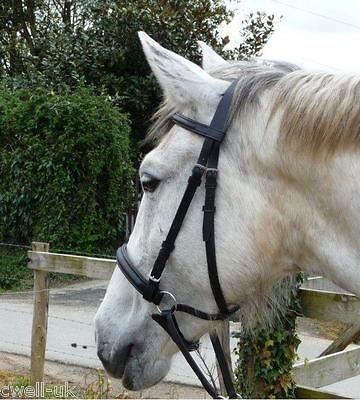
left=294, top=346, right=360, bottom=388
left=28, top=250, right=115, bottom=279
left=26, top=243, right=360, bottom=398
left=299, top=287, right=360, bottom=324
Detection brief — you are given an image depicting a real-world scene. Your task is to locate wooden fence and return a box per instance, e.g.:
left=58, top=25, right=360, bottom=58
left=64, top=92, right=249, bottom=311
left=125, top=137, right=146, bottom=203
left=294, top=280, right=360, bottom=399
left=27, top=242, right=360, bottom=398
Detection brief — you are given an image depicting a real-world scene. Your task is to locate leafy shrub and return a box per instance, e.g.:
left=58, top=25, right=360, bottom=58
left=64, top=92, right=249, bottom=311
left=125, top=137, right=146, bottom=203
left=234, top=275, right=303, bottom=398
left=0, top=246, right=31, bottom=290
left=0, top=87, right=134, bottom=253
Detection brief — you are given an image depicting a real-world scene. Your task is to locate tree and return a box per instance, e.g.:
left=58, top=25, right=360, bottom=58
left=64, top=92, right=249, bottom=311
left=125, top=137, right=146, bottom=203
left=0, top=0, right=276, bottom=142
left=229, top=12, right=277, bottom=60
left=0, top=0, right=90, bottom=78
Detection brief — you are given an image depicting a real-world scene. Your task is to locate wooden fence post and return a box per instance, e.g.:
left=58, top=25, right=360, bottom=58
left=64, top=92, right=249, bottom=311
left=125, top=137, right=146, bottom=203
left=30, top=242, right=50, bottom=384
left=320, top=322, right=360, bottom=357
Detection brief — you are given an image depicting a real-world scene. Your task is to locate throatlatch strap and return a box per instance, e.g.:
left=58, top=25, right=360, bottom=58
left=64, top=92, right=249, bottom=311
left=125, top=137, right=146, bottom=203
left=152, top=309, right=241, bottom=399
left=176, top=303, right=239, bottom=321
left=152, top=309, right=220, bottom=399
left=210, top=80, right=237, bottom=133
left=210, top=333, right=239, bottom=399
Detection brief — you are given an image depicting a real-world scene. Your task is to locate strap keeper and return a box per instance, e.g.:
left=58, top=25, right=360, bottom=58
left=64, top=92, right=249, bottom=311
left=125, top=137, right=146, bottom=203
left=142, top=278, right=163, bottom=305
left=202, top=206, right=216, bottom=213
left=149, top=275, right=161, bottom=283
left=194, top=163, right=207, bottom=172
left=206, top=170, right=218, bottom=178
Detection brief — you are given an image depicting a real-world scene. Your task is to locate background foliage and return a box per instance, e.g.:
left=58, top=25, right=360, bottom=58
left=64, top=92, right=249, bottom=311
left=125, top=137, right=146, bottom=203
left=0, top=245, right=30, bottom=291
left=0, top=87, right=134, bottom=252
left=0, top=0, right=276, bottom=143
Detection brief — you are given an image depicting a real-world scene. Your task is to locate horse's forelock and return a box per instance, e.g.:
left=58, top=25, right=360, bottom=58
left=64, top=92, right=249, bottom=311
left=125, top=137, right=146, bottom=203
left=143, top=101, right=176, bottom=146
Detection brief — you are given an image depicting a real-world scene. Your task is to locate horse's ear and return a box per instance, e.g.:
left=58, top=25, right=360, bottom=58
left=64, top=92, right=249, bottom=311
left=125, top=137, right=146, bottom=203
left=197, top=41, right=228, bottom=72
left=138, top=31, right=228, bottom=108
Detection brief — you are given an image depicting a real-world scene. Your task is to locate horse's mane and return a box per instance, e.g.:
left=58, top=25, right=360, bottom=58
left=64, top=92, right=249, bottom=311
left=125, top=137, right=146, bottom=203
left=146, top=59, right=299, bottom=144
left=147, top=59, right=360, bottom=157
left=274, top=71, right=360, bottom=156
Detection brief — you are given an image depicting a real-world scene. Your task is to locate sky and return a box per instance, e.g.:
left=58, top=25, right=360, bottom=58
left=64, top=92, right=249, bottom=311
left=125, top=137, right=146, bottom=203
left=223, top=0, right=360, bottom=72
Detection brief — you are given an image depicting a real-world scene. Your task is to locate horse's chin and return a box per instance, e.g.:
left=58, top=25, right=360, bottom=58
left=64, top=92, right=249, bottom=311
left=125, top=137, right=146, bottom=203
left=122, top=363, right=168, bottom=391
left=108, top=351, right=171, bottom=391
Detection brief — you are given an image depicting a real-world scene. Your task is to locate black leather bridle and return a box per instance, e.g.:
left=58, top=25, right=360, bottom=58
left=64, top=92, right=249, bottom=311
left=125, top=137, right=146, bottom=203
left=116, top=80, right=241, bottom=399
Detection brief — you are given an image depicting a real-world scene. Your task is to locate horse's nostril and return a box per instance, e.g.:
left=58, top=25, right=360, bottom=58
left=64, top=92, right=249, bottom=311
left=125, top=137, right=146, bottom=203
left=122, top=374, right=134, bottom=390
left=97, top=342, right=133, bottom=379
left=97, top=343, right=110, bottom=365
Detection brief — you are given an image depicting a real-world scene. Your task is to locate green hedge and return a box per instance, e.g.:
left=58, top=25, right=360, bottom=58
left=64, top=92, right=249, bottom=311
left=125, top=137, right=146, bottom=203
left=0, top=87, right=135, bottom=253
left=0, top=246, right=31, bottom=291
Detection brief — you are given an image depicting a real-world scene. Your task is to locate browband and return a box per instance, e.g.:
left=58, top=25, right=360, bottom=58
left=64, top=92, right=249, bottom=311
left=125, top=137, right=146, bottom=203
left=172, top=113, right=225, bottom=142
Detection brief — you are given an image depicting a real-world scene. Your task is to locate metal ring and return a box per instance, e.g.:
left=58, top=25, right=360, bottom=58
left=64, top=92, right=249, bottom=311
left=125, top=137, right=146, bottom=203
left=156, top=291, right=177, bottom=313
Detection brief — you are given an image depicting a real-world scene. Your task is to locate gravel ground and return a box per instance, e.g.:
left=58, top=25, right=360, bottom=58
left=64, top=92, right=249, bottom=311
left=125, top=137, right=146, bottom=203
left=0, top=352, right=209, bottom=399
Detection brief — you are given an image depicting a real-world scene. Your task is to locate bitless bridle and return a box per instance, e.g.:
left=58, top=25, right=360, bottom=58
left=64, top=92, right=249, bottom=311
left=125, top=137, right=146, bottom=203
left=117, top=81, right=240, bottom=399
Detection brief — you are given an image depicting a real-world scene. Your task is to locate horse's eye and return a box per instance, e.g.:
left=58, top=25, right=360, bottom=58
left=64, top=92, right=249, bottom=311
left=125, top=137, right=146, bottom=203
left=141, top=175, right=160, bottom=193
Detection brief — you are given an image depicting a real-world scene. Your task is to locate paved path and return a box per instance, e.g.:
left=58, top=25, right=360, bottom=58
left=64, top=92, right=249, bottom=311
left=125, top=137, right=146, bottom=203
left=0, top=280, right=359, bottom=397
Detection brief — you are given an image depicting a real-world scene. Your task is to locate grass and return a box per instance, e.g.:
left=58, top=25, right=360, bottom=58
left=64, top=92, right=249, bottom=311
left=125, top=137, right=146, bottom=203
left=0, top=369, right=131, bottom=399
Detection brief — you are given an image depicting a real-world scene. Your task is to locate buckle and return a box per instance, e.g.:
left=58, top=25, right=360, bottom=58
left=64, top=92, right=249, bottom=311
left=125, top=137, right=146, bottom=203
left=189, top=164, right=206, bottom=186
left=192, top=164, right=207, bottom=179
left=202, top=206, right=216, bottom=213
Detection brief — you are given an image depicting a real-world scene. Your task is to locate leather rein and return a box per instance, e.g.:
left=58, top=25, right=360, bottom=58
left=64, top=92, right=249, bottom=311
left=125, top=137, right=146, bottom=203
left=116, top=80, right=241, bottom=399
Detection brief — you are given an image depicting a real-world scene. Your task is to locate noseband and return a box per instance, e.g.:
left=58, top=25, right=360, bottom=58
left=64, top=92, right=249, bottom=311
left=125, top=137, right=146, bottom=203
left=117, top=81, right=240, bottom=399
